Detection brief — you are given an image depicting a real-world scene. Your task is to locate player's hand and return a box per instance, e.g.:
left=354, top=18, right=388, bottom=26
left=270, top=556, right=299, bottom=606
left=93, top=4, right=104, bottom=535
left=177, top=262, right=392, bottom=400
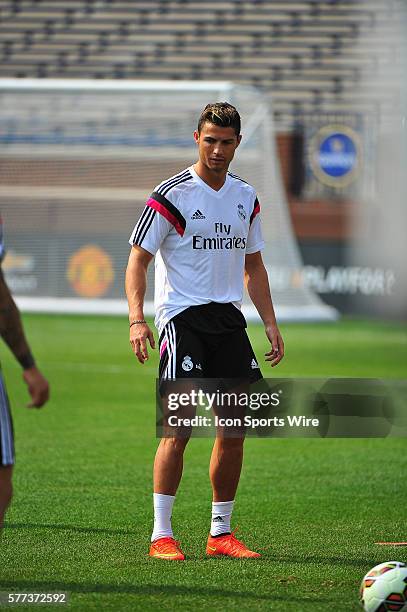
left=22, top=366, right=50, bottom=408
left=130, top=322, right=156, bottom=364
left=264, top=324, right=284, bottom=367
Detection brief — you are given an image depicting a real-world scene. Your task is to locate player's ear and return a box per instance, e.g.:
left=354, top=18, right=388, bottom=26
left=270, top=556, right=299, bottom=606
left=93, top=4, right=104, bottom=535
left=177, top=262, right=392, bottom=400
left=236, top=134, right=242, bottom=148
left=193, top=130, right=199, bottom=144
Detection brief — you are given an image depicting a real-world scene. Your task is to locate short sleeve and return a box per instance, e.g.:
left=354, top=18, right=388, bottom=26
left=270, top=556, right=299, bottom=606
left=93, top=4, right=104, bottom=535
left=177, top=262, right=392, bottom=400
left=129, top=203, right=172, bottom=256
left=246, top=197, right=265, bottom=254
left=128, top=190, right=186, bottom=255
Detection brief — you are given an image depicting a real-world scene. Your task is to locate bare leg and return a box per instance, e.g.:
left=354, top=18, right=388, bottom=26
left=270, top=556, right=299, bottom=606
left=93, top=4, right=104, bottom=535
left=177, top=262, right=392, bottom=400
left=153, top=437, right=190, bottom=495
left=154, top=384, right=195, bottom=495
left=0, top=465, right=13, bottom=529
left=209, top=437, right=244, bottom=502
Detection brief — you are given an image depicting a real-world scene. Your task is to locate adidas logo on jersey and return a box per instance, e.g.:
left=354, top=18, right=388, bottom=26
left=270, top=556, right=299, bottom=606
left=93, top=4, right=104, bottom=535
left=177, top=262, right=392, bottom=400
left=191, top=209, right=206, bottom=219
left=251, top=359, right=259, bottom=369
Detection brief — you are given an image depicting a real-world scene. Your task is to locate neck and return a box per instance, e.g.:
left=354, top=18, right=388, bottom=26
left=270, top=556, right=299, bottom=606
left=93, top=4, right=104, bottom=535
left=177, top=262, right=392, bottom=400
left=193, top=161, right=227, bottom=191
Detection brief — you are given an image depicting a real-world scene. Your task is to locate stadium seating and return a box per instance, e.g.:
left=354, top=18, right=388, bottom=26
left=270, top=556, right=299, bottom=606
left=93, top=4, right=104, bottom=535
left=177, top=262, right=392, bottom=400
left=0, top=0, right=403, bottom=128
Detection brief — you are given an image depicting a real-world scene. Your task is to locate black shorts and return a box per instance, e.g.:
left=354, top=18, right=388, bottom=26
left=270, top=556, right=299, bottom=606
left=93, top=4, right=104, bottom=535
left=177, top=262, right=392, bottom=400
left=0, top=369, right=15, bottom=467
left=158, top=302, right=263, bottom=393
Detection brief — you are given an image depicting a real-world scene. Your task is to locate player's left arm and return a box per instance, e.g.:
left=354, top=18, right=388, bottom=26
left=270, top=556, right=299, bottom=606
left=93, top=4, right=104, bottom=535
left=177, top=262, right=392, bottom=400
left=244, top=251, right=284, bottom=367
left=0, top=267, right=49, bottom=407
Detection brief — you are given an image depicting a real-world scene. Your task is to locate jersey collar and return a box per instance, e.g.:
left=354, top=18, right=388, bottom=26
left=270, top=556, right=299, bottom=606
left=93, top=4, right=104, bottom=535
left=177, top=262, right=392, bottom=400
left=189, top=165, right=232, bottom=199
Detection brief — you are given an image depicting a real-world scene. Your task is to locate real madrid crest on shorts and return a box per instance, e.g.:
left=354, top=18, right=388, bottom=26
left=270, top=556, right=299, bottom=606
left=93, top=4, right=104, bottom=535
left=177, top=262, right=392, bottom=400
left=237, top=204, right=246, bottom=221
left=181, top=355, right=194, bottom=372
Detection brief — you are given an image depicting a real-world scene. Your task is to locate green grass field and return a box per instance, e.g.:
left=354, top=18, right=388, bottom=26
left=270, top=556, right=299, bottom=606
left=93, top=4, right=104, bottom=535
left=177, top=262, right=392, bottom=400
left=0, top=314, right=406, bottom=611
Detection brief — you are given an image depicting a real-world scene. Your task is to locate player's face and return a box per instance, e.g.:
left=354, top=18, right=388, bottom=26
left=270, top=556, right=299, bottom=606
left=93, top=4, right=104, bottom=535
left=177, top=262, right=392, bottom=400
left=194, top=123, right=241, bottom=174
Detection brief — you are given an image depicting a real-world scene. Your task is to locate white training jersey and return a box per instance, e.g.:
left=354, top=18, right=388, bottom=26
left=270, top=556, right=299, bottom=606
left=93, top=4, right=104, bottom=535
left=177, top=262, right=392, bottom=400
left=129, top=165, right=265, bottom=334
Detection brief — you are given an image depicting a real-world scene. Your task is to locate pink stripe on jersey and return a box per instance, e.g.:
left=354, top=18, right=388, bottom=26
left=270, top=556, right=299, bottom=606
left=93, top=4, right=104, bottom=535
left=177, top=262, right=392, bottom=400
left=146, top=198, right=185, bottom=236
left=250, top=201, right=260, bottom=225
left=160, top=339, right=168, bottom=357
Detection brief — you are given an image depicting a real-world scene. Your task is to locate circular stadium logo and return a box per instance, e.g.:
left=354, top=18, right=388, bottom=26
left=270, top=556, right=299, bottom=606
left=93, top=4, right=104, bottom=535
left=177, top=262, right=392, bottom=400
left=309, top=125, right=362, bottom=188
left=67, top=245, right=114, bottom=298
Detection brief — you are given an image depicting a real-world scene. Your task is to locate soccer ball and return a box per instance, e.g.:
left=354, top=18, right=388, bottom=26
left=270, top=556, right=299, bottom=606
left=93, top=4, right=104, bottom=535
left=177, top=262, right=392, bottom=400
left=360, top=561, right=407, bottom=611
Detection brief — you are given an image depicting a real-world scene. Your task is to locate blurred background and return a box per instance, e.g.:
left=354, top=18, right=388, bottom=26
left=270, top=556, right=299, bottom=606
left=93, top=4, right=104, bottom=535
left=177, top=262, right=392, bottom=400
left=0, top=0, right=406, bottom=321
left=1, top=6, right=406, bottom=606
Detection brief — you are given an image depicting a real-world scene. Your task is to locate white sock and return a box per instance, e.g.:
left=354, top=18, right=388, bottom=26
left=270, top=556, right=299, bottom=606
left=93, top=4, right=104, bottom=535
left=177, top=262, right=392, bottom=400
left=210, top=500, right=234, bottom=536
left=151, top=493, right=175, bottom=542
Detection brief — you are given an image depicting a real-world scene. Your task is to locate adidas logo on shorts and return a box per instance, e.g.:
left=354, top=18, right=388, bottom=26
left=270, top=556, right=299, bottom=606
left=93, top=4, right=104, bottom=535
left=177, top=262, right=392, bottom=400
left=191, top=209, right=206, bottom=219
left=251, top=358, right=259, bottom=369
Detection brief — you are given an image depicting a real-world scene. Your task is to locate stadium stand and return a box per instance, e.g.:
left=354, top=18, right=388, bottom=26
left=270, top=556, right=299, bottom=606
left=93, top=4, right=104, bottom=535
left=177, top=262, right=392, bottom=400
left=0, top=0, right=404, bottom=278
left=0, top=0, right=403, bottom=128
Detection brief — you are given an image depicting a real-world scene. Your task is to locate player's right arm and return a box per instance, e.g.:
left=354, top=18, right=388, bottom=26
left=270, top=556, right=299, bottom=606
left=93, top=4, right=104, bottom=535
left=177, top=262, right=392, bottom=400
left=125, top=245, right=155, bottom=364
left=126, top=184, right=178, bottom=363
left=0, top=267, right=49, bottom=407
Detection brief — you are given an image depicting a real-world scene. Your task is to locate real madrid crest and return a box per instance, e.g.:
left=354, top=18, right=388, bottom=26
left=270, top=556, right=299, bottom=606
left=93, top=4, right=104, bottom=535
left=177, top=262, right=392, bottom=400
left=181, top=355, right=194, bottom=371
left=237, top=203, right=246, bottom=220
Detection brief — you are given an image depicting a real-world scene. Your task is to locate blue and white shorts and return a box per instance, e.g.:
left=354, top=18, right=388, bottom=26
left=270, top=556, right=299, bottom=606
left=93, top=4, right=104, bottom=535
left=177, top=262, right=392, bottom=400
left=0, top=369, right=15, bottom=466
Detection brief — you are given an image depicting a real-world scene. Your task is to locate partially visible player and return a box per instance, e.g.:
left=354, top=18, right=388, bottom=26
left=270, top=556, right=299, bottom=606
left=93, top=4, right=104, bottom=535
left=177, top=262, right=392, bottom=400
left=0, top=218, right=49, bottom=529
left=126, top=102, right=284, bottom=560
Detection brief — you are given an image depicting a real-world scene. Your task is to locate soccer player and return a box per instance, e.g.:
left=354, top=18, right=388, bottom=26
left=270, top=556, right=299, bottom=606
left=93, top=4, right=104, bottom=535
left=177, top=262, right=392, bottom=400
left=125, top=102, right=284, bottom=560
left=0, top=219, right=49, bottom=529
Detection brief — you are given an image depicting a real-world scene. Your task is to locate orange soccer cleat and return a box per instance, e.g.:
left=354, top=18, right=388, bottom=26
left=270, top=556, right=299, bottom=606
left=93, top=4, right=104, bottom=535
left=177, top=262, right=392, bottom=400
left=149, top=537, right=185, bottom=560
left=206, top=529, right=261, bottom=558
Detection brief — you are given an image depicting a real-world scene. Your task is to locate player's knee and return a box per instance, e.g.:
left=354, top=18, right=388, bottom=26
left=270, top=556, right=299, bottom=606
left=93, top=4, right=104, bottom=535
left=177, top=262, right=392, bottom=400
left=216, top=436, right=245, bottom=452
left=161, top=436, right=190, bottom=455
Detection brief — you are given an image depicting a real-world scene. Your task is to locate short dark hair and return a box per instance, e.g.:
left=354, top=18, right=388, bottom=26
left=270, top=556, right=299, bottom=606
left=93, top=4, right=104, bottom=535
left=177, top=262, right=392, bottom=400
left=197, top=102, right=241, bottom=136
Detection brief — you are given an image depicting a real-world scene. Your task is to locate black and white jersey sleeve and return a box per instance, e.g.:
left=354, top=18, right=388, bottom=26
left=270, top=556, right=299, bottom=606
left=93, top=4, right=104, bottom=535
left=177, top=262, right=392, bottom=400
left=129, top=170, right=191, bottom=256
left=129, top=201, right=172, bottom=256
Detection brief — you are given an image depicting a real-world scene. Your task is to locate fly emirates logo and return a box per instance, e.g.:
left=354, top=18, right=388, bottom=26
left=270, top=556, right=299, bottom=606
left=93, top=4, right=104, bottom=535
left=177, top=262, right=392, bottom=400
left=192, top=222, right=247, bottom=250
